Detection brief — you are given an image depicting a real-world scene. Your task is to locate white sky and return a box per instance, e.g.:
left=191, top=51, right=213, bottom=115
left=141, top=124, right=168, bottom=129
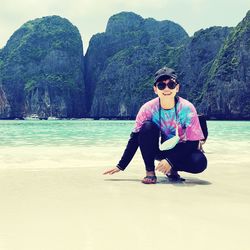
left=1, top=0, right=250, bottom=54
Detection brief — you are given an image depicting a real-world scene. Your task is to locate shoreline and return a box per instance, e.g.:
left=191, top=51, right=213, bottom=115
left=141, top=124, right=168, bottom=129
left=1, top=116, right=250, bottom=121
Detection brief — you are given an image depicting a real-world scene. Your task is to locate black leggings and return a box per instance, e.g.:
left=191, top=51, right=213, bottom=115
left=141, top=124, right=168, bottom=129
left=138, top=121, right=207, bottom=173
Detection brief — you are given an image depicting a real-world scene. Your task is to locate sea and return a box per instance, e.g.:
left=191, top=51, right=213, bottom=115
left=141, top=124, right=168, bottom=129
left=0, top=119, right=249, bottom=169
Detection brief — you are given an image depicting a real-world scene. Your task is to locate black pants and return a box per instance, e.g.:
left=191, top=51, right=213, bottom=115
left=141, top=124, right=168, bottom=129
left=138, top=121, right=207, bottom=173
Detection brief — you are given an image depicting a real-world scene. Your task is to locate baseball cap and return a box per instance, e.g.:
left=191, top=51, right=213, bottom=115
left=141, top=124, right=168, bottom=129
left=154, top=67, right=177, bottom=84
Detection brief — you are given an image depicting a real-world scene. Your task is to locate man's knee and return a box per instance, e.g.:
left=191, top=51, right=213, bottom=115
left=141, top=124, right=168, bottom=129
left=190, top=151, right=207, bottom=174
left=140, top=121, right=159, bottom=134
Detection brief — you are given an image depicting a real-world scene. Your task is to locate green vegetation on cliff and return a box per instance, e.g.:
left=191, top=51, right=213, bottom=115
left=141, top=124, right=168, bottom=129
left=198, top=11, right=250, bottom=119
left=0, top=15, right=85, bottom=118
left=1, top=10, right=250, bottom=119
left=85, top=11, right=189, bottom=117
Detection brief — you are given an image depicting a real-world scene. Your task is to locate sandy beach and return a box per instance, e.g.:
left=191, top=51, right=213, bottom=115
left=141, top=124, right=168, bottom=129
left=0, top=139, right=250, bottom=250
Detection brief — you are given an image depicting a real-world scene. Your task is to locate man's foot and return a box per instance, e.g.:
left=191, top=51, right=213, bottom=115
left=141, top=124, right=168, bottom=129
left=166, top=170, right=185, bottom=182
left=141, top=176, right=157, bottom=184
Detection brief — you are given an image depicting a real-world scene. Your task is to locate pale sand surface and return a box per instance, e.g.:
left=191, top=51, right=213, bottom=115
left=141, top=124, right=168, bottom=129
left=0, top=142, right=250, bottom=250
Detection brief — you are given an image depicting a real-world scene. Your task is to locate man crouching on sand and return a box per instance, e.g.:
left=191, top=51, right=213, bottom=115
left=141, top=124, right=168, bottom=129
left=103, top=66, right=207, bottom=184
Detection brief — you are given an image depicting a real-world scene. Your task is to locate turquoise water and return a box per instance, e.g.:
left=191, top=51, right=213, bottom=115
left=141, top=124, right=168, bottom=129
left=0, top=120, right=249, bottom=169
left=0, top=120, right=249, bottom=147
left=0, top=120, right=133, bottom=147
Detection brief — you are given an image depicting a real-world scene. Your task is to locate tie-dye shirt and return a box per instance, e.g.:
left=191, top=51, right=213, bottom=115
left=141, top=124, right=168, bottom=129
left=133, top=96, right=204, bottom=142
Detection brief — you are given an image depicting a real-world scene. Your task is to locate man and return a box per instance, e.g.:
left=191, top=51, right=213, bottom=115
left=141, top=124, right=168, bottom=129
left=104, top=66, right=207, bottom=184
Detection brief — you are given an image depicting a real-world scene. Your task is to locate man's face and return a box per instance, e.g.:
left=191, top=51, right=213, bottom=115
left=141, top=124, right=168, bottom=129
left=153, top=79, right=179, bottom=98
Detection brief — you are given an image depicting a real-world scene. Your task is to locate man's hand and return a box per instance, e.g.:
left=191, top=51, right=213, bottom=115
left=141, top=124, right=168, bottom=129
left=103, top=167, right=121, bottom=175
left=156, top=159, right=172, bottom=174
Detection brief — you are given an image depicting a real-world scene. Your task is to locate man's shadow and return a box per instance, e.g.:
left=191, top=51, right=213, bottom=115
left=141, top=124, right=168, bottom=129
left=156, top=176, right=211, bottom=186
left=104, top=177, right=211, bottom=186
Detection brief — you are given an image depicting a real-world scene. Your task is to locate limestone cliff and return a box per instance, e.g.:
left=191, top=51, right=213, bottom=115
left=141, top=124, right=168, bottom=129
left=0, top=15, right=86, bottom=119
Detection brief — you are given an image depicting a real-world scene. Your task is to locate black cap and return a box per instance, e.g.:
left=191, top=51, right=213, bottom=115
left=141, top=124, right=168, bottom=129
left=154, top=67, right=177, bottom=84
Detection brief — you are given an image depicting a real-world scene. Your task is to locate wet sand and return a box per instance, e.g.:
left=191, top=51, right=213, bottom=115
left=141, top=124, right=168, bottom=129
left=0, top=143, right=250, bottom=250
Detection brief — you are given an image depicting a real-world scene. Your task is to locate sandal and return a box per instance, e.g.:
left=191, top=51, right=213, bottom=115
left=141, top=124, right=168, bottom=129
left=167, top=170, right=185, bottom=182
left=142, top=176, right=157, bottom=184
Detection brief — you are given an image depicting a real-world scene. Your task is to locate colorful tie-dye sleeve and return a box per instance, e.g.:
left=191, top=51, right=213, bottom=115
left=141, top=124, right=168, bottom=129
left=185, top=104, right=205, bottom=141
left=132, top=103, right=153, bottom=133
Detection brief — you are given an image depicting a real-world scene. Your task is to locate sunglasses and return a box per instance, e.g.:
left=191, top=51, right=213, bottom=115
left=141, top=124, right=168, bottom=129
left=156, top=80, right=177, bottom=90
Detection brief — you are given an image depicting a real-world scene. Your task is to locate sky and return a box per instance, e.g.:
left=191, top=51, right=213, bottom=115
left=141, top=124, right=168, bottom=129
left=1, top=0, right=250, bottom=54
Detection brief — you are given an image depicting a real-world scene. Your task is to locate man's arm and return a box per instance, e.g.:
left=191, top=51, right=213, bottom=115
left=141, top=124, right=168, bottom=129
left=116, top=132, right=139, bottom=170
